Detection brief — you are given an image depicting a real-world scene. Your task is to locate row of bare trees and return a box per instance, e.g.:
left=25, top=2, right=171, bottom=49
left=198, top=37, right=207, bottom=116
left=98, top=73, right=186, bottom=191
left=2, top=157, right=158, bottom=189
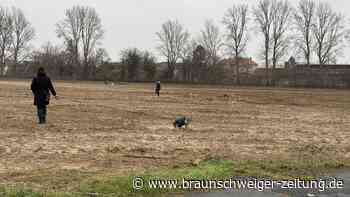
left=0, top=1, right=347, bottom=86
left=0, top=5, right=106, bottom=80
left=156, top=0, right=346, bottom=85
left=32, top=42, right=109, bottom=79
left=254, top=0, right=345, bottom=86
left=0, top=6, right=35, bottom=76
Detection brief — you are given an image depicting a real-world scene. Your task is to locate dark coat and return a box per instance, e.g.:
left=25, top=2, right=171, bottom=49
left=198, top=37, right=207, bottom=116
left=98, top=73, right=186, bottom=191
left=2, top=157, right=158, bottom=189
left=155, top=82, right=161, bottom=91
left=31, top=74, right=56, bottom=106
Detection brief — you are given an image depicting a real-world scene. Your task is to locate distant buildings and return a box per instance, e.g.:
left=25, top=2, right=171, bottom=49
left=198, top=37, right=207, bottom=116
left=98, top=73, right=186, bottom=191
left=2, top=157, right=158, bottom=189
left=220, top=57, right=258, bottom=74
left=253, top=56, right=350, bottom=88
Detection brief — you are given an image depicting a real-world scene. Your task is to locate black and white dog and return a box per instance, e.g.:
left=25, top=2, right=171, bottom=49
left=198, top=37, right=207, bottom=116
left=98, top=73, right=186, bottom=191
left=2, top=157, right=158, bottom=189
left=173, top=116, right=192, bottom=129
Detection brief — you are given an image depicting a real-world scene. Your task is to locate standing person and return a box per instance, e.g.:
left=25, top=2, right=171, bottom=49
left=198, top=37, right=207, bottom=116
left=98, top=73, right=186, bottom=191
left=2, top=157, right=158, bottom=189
left=31, top=67, right=57, bottom=124
left=155, top=80, right=161, bottom=96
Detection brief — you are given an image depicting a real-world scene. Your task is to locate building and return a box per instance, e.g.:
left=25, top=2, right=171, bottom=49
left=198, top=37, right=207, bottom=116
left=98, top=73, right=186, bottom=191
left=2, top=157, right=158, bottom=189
left=220, top=57, right=258, bottom=74
left=253, top=56, right=350, bottom=88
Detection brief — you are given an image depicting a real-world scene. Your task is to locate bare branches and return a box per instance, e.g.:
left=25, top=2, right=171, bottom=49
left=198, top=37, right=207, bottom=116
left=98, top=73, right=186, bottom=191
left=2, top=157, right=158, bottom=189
left=11, top=7, right=35, bottom=65
left=313, top=2, right=345, bottom=65
left=80, top=6, right=104, bottom=78
left=56, top=6, right=82, bottom=66
left=223, top=4, right=249, bottom=57
left=0, top=7, right=13, bottom=76
left=0, top=6, right=36, bottom=76
left=156, top=20, right=189, bottom=79
left=253, top=0, right=274, bottom=85
left=56, top=5, right=104, bottom=79
left=199, top=20, right=223, bottom=66
left=294, top=0, right=315, bottom=65
left=223, top=4, right=249, bottom=85
left=253, top=0, right=292, bottom=86
left=271, top=0, right=292, bottom=67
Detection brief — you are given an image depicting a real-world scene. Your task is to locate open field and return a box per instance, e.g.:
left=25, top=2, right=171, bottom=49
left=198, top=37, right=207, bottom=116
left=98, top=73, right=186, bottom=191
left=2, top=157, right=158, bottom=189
left=0, top=80, right=350, bottom=195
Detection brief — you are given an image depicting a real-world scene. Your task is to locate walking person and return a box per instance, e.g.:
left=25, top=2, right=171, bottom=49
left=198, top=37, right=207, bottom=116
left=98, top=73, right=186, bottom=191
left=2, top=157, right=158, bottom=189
left=155, top=80, right=161, bottom=96
left=31, top=67, right=57, bottom=124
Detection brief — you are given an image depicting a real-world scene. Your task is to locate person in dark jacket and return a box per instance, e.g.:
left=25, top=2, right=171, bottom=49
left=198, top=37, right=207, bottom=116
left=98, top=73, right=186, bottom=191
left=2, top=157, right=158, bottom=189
left=31, top=67, right=57, bottom=124
left=155, top=81, right=161, bottom=96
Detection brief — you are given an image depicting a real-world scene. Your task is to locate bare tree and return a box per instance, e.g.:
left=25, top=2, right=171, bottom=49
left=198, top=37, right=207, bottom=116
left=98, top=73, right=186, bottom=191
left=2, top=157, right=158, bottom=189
left=0, top=7, right=13, bottom=76
left=180, top=39, right=198, bottom=82
left=294, top=0, right=316, bottom=65
left=270, top=0, right=293, bottom=85
left=199, top=20, right=223, bottom=66
left=11, top=7, right=35, bottom=75
left=56, top=6, right=82, bottom=71
left=223, top=4, right=249, bottom=85
left=32, top=42, right=68, bottom=78
left=313, top=2, right=345, bottom=65
left=156, top=20, right=189, bottom=80
left=254, top=0, right=274, bottom=86
left=57, top=5, right=104, bottom=79
left=80, top=7, right=104, bottom=79
left=180, top=39, right=198, bottom=63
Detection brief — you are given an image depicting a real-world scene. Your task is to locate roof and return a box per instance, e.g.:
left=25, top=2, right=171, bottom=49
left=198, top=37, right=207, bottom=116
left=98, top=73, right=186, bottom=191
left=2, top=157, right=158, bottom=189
left=220, top=57, right=258, bottom=67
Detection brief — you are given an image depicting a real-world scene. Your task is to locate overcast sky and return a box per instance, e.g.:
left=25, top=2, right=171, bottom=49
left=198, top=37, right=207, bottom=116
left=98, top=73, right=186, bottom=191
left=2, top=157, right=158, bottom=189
left=1, top=0, right=349, bottom=65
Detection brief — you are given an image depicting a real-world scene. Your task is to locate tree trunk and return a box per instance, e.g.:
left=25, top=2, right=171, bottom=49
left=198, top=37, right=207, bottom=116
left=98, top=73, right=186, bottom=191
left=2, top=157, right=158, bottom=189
left=82, top=52, right=89, bottom=80
left=0, top=48, right=5, bottom=77
left=235, top=55, right=240, bottom=85
left=272, top=61, right=276, bottom=86
left=13, top=51, right=18, bottom=77
left=265, top=55, right=269, bottom=86
left=265, top=38, right=270, bottom=86
left=306, top=42, right=310, bottom=65
left=271, top=47, right=277, bottom=86
left=167, top=62, right=175, bottom=80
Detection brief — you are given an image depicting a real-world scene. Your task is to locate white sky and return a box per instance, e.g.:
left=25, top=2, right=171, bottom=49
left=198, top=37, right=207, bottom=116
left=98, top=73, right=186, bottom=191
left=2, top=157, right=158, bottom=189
left=1, top=0, right=349, bottom=65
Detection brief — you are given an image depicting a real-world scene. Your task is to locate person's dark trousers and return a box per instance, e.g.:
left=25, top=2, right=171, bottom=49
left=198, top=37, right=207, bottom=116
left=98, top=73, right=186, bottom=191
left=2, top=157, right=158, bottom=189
left=37, top=105, right=47, bottom=124
left=156, top=90, right=160, bottom=96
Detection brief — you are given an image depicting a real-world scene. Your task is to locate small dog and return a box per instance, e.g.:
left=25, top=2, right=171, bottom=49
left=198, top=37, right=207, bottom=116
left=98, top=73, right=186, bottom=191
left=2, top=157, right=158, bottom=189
left=104, top=80, right=115, bottom=86
left=173, top=116, right=192, bottom=129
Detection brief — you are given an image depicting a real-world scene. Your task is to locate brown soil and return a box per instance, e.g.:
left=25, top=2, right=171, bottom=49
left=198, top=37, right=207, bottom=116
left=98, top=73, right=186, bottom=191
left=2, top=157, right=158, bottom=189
left=0, top=80, right=349, bottom=187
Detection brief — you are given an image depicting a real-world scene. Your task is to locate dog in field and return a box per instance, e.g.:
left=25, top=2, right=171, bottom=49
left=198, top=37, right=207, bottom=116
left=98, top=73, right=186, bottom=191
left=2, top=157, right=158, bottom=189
left=104, top=80, right=115, bottom=86
left=173, top=116, right=192, bottom=129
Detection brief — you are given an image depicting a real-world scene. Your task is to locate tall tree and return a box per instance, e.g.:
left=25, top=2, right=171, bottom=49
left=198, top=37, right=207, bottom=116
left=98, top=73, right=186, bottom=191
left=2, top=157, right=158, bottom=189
left=156, top=20, right=189, bottom=80
left=11, top=7, right=35, bottom=75
left=294, top=0, right=316, bottom=65
left=56, top=5, right=104, bottom=79
left=223, top=4, right=249, bottom=85
left=270, top=0, right=292, bottom=85
left=199, top=20, right=223, bottom=66
left=313, top=2, right=345, bottom=65
left=253, top=0, right=274, bottom=86
left=0, top=7, right=13, bottom=76
left=80, top=7, right=104, bottom=79
left=56, top=6, right=82, bottom=73
left=180, top=39, right=198, bottom=82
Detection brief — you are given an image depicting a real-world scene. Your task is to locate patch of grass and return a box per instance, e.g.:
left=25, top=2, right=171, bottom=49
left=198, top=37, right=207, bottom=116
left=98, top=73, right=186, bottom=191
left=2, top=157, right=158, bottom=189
left=0, top=186, right=68, bottom=197
left=232, top=158, right=346, bottom=180
left=0, top=158, right=347, bottom=197
left=78, top=160, right=234, bottom=197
